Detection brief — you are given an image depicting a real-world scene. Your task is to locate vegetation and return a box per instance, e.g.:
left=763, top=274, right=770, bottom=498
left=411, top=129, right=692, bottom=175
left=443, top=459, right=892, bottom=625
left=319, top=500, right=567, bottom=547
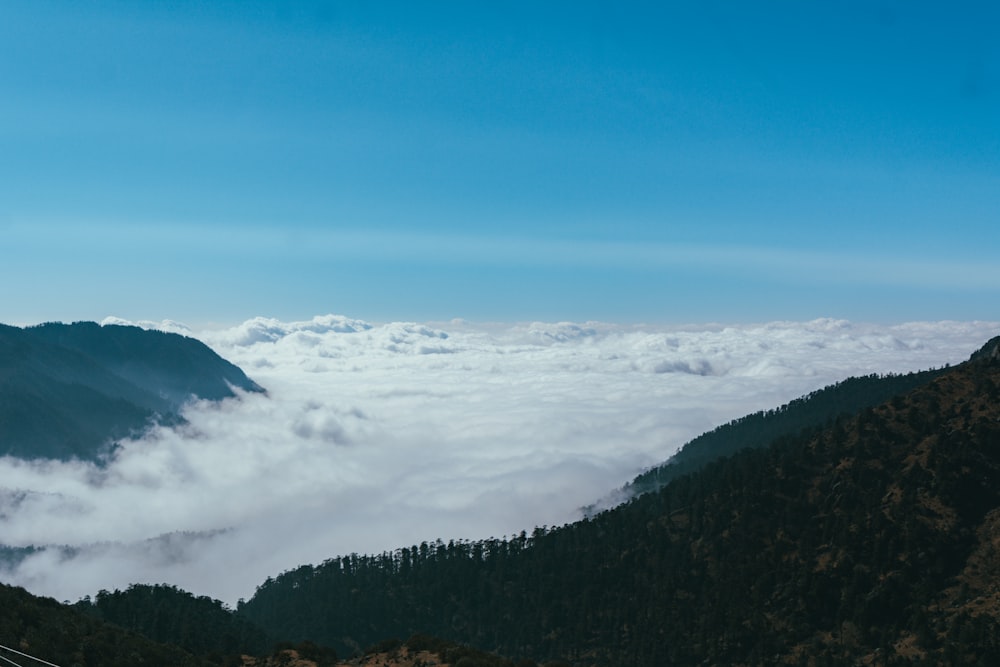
left=623, top=366, right=949, bottom=499
left=244, top=634, right=532, bottom=667
left=0, top=582, right=212, bottom=666
left=0, top=321, right=263, bottom=461
left=358, top=633, right=551, bottom=667
left=74, top=584, right=272, bottom=660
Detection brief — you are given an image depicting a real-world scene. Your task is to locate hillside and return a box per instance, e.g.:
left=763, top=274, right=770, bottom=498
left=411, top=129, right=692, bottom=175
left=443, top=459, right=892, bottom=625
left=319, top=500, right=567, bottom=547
left=248, top=635, right=537, bottom=667
left=235, top=336, right=1000, bottom=665
left=74, top=584, right=273, bottom=658
left=620, top=365, right=948, bottom=501
left=22, top=583, right=525, bottom=667
left=0, top=582, right=214, bottom=666
left=0, top=321, right=263, bottom=460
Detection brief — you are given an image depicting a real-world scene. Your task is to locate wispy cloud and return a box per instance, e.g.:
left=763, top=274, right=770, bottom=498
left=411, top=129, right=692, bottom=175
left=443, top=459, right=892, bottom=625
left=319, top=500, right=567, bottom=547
left=0, top=315, right=995, bottom=604
left=10, top=221, right=999, bottom=292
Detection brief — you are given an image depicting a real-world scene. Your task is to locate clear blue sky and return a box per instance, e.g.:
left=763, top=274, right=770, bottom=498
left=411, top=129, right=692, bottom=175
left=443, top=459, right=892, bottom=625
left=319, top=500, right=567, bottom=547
left=2, top=1, right=998, bottom=325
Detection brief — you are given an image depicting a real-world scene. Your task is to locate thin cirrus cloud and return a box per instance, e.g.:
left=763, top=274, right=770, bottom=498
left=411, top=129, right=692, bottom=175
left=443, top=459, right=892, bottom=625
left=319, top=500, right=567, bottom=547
left=7, top=220, right=999, bottom=291
left=0, top=315, right=997, bottom=606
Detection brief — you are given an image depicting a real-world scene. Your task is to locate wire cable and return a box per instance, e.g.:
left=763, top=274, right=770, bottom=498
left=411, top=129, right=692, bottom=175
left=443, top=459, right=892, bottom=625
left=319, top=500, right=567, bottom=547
left=0, top=645, right=60, bottom=667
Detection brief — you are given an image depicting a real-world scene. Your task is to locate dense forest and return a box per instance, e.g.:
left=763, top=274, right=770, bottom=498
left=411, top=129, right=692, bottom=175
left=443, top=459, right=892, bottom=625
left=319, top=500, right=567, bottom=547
left=621, top=366, right=949, bottom=500
left=235, top=337, right=1000, bottom=665
left=1, top=582, right=522, bottom=667
left=74, top=584, right=273, bottom=660
left=0, top=582, right=213, bottom=666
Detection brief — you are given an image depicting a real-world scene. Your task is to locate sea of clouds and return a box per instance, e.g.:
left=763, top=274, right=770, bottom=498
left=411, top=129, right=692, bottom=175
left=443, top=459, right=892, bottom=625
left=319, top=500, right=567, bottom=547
left=0, top=315, right=997, bottom=605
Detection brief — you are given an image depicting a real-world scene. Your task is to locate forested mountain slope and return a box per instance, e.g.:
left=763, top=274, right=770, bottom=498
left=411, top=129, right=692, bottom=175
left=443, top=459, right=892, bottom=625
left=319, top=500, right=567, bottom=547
left=0, top=583, right=214, bottom=666
left=74, top=584, right=272, bottom=658
left=237, top=336, right=1000, bottom=665
left=0, top=321, right=263, bottom=460
left=621, top=365, right=948, bottom=500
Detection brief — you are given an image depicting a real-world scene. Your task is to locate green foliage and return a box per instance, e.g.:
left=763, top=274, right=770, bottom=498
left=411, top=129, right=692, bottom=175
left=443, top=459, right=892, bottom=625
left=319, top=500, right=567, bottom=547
left=624, top=367, right=947, bottom=499
left=0, top=583, right=212, bottom=666
left=74, top=583, right=271, bottom=657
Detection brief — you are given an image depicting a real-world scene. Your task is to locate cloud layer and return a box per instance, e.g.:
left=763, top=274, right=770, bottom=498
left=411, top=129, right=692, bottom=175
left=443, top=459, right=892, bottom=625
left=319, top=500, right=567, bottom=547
left=1, top=315, right=996, bottom=605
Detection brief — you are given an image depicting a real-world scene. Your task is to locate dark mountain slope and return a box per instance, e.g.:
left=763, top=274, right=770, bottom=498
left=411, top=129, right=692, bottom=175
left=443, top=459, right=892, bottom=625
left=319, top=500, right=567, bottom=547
left=0, top=322, right=263, bottom=461
left=622, top=365, right=948, bottom=500
left=0, top=582, right=213, bottom=666
left=238, top=336, right=1000, bottom=665
left=28, top=322, right=262, bottom=405
left=74, top=584, right=272, bottom=658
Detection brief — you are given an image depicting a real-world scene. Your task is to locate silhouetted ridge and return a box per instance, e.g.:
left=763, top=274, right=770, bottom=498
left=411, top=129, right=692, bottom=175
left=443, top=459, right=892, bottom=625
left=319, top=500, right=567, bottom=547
left=74, top=584, right=272, bottom=657
left=0, top=583, right=212, bottom=666
left=28, top=322, right=263, bottom=404
left=0, top=321, right=263, bottom=461
left=969, top=335, right=1000, bottom=364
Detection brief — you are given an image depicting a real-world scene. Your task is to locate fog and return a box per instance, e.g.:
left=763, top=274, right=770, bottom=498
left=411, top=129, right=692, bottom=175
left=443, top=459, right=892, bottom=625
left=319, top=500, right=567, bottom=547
left=0, top=315, right=995, bottom=605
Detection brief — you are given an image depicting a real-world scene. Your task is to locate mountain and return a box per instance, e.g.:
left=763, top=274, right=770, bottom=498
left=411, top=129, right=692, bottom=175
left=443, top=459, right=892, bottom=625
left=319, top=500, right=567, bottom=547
left=618, top=365, right=949, bottom=501
left=232, top=336, right=1000, bottom=665
left=74, top=584, right=273, bottom=658
left=0, top=582, right=214, bottom=666
left=5, top=581, right=522, bottom=667
left=0, top=321, right=263, bottom=461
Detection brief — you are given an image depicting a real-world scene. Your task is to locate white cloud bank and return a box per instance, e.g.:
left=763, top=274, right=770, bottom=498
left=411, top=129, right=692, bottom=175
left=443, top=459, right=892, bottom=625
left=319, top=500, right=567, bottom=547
left=0, top=315, right=997, bottom=605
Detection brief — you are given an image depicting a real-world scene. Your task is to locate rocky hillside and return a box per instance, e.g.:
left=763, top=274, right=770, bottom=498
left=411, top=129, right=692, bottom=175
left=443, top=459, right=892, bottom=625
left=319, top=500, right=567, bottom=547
left=245, top=635, right=543, bottom=667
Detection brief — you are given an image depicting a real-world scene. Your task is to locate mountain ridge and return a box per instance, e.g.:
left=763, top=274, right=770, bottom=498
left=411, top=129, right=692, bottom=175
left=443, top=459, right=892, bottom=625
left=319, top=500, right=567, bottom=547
left=0, top=582, right=214, bottom=666
left=613, top=364, right=951, bottom=504
left=0, top=321, right=263, bottom=461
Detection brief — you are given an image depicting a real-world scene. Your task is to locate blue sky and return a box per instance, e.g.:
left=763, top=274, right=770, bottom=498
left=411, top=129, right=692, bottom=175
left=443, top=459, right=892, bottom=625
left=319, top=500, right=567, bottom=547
left=2, top=1, right=998, bottom=325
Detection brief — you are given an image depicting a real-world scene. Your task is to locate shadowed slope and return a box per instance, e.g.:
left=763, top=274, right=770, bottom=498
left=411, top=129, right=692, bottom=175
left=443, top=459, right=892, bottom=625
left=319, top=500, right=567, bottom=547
left=0, top=322, right=263, bottom=461
left=0, top=582, right=213, bottom=667
left=620, top=365, right=949, bottom=501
